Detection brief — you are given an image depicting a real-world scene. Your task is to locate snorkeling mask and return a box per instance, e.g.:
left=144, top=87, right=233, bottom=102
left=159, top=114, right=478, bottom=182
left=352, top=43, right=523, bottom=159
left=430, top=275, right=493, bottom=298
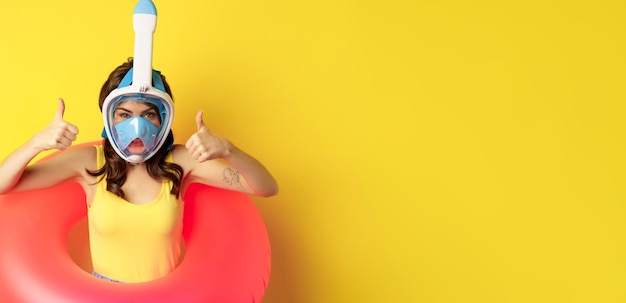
left=101, top=0, right=173, bottom=164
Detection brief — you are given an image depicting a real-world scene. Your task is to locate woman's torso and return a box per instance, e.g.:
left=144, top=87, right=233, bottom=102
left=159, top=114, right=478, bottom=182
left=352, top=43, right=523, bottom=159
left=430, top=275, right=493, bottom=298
left=81, top=144, right=185, bottom=283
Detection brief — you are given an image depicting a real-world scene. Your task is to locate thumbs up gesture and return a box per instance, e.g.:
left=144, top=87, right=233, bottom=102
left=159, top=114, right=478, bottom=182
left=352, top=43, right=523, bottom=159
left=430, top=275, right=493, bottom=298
left=32, top=98, right=79, bottom=151
left=185, top=110, right=231, bottom=163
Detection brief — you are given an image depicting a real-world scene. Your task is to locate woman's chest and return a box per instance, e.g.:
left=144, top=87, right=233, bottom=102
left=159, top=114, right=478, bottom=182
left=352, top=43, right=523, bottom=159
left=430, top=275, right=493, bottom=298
left=88, top=176, right=182, bottom=235
left=121, top=177, right=164, bottom=205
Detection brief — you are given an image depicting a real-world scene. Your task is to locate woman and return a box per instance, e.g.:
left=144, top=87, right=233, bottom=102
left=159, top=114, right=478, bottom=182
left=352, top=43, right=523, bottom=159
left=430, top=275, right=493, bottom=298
left=0, top=58, right=278, bottom=283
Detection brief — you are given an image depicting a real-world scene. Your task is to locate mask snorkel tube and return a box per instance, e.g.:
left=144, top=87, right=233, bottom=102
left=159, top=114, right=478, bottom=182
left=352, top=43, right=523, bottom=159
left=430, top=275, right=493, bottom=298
left=101, top=0, right=174, bottom=164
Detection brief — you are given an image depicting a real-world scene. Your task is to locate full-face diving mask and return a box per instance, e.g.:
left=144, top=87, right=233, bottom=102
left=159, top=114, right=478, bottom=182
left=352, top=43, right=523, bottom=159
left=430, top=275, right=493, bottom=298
left=101, top=0, right=173, bottom=164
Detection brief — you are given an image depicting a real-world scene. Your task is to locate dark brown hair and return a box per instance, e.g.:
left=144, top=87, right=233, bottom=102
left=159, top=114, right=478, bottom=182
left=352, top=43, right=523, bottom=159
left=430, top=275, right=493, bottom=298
left=88, top=58, right=183, bottom=198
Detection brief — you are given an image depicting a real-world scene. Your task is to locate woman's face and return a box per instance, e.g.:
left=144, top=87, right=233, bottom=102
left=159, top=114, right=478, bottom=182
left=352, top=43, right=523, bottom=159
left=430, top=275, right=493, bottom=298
left=113, top=101, right=161, bottom=154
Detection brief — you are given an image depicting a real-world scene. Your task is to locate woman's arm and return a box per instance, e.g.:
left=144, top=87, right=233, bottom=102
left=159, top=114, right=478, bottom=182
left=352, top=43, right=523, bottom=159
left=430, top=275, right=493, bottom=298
left=176, top=111, right=278, bottom=197
left=0, top=99, right=80, bottom=194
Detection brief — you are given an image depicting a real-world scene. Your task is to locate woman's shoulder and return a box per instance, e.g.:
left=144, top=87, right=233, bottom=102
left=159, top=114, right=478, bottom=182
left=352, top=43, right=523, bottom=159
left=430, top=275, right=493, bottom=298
left=170, top=144, right=199, bottom=180
left=170, top=144, right=189, bottom=158
left=170, top=144, right=193, bottom=167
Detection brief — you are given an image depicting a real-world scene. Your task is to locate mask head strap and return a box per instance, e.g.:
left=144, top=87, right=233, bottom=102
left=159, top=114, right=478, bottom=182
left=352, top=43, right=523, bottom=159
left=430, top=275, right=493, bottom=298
left=118, top=67, right=167, bottom=93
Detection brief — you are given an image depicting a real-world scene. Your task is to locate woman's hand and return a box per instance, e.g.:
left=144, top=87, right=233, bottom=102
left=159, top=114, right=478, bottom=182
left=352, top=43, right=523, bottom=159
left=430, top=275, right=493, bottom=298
left=32, top=98, right=79, bottom=151
left=183, top=109, right=278, bottom=197
left=0, top=98, right=81, bottom=194
left=185, top=110, right=231, bottom=162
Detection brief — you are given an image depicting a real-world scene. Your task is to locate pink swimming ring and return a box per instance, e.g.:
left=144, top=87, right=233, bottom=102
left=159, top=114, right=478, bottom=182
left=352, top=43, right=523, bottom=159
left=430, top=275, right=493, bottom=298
left=0, top=142, right=271, bottom=302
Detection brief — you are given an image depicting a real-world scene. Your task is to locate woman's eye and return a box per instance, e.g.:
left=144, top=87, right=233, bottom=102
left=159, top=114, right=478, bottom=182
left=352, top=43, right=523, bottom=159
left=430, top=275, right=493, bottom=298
left=144, top=112, right=157, bottom=119
left=118, top=113, right=130, bottom=118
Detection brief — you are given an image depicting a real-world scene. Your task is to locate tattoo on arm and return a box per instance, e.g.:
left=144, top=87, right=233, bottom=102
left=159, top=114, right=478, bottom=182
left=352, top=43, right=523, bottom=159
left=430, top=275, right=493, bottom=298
left=223, top=168, right=246, bottom=191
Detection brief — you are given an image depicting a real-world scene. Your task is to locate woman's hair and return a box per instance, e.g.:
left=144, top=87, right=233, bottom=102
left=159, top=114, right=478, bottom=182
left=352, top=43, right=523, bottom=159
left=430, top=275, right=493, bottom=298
left=87, top=57, right=184, bottom=198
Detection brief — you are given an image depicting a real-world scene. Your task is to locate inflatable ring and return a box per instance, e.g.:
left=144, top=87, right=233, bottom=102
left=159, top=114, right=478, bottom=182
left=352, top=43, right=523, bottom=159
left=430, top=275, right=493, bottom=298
left=0, top=142, right=271, bottom=302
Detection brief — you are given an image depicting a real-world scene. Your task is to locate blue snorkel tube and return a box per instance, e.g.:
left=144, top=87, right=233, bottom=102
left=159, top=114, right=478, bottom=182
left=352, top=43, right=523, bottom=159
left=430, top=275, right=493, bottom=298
left=101, top=0, right=174, bottom=164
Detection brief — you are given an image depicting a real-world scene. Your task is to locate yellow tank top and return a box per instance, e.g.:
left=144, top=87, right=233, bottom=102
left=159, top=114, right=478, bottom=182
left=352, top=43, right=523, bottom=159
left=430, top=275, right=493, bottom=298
left=88, top=145, right=184, bottom=283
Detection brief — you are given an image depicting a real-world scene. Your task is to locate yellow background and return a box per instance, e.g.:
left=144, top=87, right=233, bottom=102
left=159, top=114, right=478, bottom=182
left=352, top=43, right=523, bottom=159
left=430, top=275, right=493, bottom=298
left=1, top=0, right=625, bottom=302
